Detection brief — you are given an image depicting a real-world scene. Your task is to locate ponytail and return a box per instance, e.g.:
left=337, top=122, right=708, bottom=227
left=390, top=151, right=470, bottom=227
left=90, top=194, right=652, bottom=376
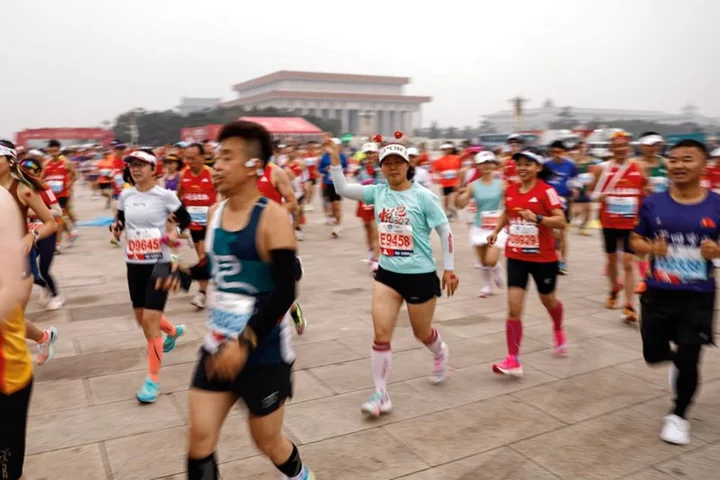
left=123, top=165, right=135, bottom=186
left=537, top=164, right=553, bottom=181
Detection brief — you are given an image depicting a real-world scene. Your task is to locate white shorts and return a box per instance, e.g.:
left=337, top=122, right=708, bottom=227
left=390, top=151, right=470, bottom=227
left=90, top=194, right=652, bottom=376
left=469, top=225, right=507, bottom=248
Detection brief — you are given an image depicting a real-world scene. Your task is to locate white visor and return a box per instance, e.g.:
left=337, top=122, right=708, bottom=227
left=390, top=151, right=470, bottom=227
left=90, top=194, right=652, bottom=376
left=475, top=151, right=497, bottom=164
left=379, top=143, right=409, bottom=163
left=639, top=134, right=664, bottom=146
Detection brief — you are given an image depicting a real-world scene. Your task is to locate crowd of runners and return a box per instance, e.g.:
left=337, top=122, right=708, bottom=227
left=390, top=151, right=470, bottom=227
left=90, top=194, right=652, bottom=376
left=2, top=124, right=720, bottom=479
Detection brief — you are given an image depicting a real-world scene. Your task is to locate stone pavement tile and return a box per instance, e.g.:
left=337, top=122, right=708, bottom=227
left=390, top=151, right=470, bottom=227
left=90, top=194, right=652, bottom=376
left=629, top=379, right=720, bottom=443
left=521, top=337, right=640, bottom=379
left=595, top=328, right=644, bottom=353
left=160, top=340, right=204, bottom=367
left=293, top=339, right=366, bottom=370
left=511, top=367, right=665, bottom=424
left=27, top=396, right=185, bottom=455
left=405, top=360, right=557, bottom=407
left=25, top=307, right=70, bottom=324
left=513, top=409, right=701, bottom=480
left=77, top=325, right=204, bottom=355
left=105, top=427, right=187, bottom=480
left=617, top=347, right=720, bottom=389
left=30, top=379, right=88, bottom=416
left=88, top=362, right=195, bottom=404
left=336, top=324, right=465, bottom=356
left=310, top=348, right=434, bottom=394
left=24, top=444, right=108, bottom=480
left=394, top=447, right=560, bottom=480
left=654, top=442, right=720, bottom=480
left=33, top=348, right=146, bottom=382
left=524, top=315, right=631, bottom=347
left=70, top=302, right=133, bottom=321
left=448, top=331, right=548, bottom=369
left=221, top=428, right=427, bottom=480
left=283, top=382, right=454, bottom=444
left=622, top=469, right=677, bottom=480
left=47, top=315, right=137, bottom=337
left=290, top=369, right=336, bottom=403
left=291, top=316, right=372, bottom=347
left=169, top=388, right=247, bottom=424
left=384, top=395, right=563, bottom=466
left=62, top=274, right=107, bottom=288
left=438, top=311, right=547, bottom=340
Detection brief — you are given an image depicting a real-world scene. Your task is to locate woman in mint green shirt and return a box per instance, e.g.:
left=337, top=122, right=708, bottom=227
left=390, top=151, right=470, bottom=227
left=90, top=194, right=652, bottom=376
left=327, top=134, right=459, bottom=419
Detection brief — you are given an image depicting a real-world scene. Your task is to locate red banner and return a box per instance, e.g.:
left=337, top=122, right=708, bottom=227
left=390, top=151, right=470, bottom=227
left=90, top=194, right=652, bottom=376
left=15, top=128, right=113, bottom=148
left=180, top=125, right=223, bottom=143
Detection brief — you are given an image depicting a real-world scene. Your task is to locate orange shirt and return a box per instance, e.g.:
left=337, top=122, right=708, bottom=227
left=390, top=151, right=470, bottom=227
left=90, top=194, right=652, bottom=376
left=433, top=155, right=461, bottom=188
left=0, top=304, right=32, bottom=394
left=96, top=157, right=115, bottom=184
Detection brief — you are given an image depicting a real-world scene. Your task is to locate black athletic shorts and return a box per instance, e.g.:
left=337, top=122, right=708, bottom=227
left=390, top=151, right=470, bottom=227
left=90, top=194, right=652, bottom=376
left=99, top=183, right=112, bottom=191
left=507, top=257, right=558, bottom=295
left=192, top=351, right=293, bottom=417
left=0, top=379, right=33, bottom=480
left=442, top=186, right=455, bottom=196
left=58, top=196, right=69, bottom=210
left=602, top=228, right=634, bottom=254
left=323, top=183, right=342, bottom=202
left=641, top=289, right=715, bottom=346
left=190, top=228, right=207, bottom=244
left=374, top=266, right=441, bottom=304
left=126, top=263, right=169, bottom=311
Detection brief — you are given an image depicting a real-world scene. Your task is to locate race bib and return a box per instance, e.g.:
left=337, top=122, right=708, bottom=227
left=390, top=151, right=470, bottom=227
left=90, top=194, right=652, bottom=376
left=508, top=221, right=539, bottom=253
left=606, top=196, right=637, bottom=217
left=578, top=172, right=594, bottom=185
left=304, top=157, right=317, bottom=167
left=654, top=245, right=707, bottom=284
left=650, top=176, right=669, bottom=193
left=204, top=291, right=256, bottom=353
left=125, top=228, right=163, bottom=261
left=379, top=223, right=414, bottom=257
left=100, top=169, right=112, bottom=177
left=188, top=206, right=209, bottom=225
left=441, top=170, right=457, bottom=179
left=481, top=209, right=502, bottom=230
left=47, top=180, right=64, bottom=194
left=114, top=174, right=125, bottom=187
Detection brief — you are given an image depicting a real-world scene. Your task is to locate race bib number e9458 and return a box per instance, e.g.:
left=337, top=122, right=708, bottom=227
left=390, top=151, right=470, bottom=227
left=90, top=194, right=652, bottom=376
left=379, top=223, right=414, bottom=257
left=126, top=228, right=163, bottom=261
left=508, top=221, right=539, bottom=253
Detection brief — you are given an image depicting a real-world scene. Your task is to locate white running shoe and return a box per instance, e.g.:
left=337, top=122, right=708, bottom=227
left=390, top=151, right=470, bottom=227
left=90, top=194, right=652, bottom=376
left=331, top=226, right=342, bottom=238
left=361, top=390, right=392, bottom=418
left=660, top=414, right=690, bottom=445
left=296, top=230, right=304, bottom=241
left=191, top=291, right=207, bottom=309
left=46, top=296, right=65, bottom=311
left=432, top=343, right=449, bottom=384
left=39, top=287, right=51, bottom=306
left=478, top=286, right=492, bottom=298
left=37, top=326, right=58, bottom=365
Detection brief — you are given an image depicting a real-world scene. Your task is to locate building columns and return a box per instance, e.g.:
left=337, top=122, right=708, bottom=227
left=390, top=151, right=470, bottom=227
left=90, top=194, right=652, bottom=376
left=341, top=109, right=350, bottom=134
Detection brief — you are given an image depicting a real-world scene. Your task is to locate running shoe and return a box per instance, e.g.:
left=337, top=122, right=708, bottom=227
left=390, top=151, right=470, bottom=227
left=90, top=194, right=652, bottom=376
left=110, top=237, right=121, bottom=247
left=163, top=324, right=186, bottom=353
left=46, top=295, right=65, bottom=311
left=331, top=226, right=342, bottom=238
left=39, top=287, right=51, bottom=306
left=558, top=262, right=568, bottom=275
left=136, top=376, right=159, bottom=404
left=635, top=280, right=647, bottom=294
left=432, top=342, right=449, bottom=384
left=37, top=326, right=58, bottom=365
left=361, top=390, right=392, bottom=418
left=553, top=330, right=568, bottom=356
left=622, top=304, right=639, bottom=324
left=492, top=355, right=523, bottom=376
left=296, top=229, right=304, bottom=241
left=55, top=243, right=63, bottom=254
left=660, top=414, right=690, bottom=445
left=290, top=303, right=307, bottom=336
left=478, top=287, right=492, bottom=298
left=191, top=291, right=207, bottom=309
left=578, top=227, right=591, bottom=236
left=606, top=288, right=620, bottom=309
left=285, top=466, right=316, bottom=480
left=492, top=264, right=504, bottom=288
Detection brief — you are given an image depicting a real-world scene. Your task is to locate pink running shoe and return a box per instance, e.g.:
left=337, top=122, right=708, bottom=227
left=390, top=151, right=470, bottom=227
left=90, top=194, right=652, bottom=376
left=553, top=330, right=568, bottom=356
left=492, top=355, right=523, bottom=376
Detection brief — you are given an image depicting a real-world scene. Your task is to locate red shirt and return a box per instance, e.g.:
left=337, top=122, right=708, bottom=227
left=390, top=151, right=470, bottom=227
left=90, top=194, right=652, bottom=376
left=432, top=155, right=462, bottom=188
left=257, top=165, right=283, bottom=204
left=505, top=180, right=563, bottom=263
left=502, top=157, right=519, bottom=185
left=597, top=161, right=646, bottom=230
left=43, top=158, right=70, bottom=198
left=28, top=188, right=59, bottom=226
left=303, top=154, right=319, bottom=180
left=179, top=167, right=216, bottom=231
left=704, top=165, right=720, bottom=192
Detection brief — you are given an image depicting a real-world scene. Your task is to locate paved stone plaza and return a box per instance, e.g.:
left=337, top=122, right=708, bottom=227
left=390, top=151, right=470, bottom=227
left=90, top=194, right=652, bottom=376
left=21, top=188, right=720, bottom=480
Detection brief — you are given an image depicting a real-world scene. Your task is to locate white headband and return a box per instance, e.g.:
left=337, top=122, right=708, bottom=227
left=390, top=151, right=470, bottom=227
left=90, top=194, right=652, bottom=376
left=0, top=145, right=17, bottom=159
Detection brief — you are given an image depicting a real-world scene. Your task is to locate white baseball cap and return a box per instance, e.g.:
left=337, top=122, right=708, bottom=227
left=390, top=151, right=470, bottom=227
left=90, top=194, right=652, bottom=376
left=407, top=147, right=419, bottom=156
left=440, top=142, right=454, bottom=150
left=124, top=150, right=157, bottom=166
left=361, top=142, right=379, bottom=153
left=379, top=143, right=409, bottom=163
left=711, top=148, right=720, bottom=158
left=512, top=150, right=544, bottom=164
left=639, top=134, right=664, bottom=146
left=474, top=151, right=497, bottom=164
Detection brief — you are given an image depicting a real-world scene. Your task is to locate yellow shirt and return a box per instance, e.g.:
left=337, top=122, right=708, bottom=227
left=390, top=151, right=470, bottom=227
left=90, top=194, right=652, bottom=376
left=0, top=304, right=32, bottom=394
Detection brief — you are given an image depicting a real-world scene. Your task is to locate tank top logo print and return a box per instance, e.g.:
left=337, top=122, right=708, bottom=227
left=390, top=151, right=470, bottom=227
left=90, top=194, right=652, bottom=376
left=378, top=205, right=413, bottom=257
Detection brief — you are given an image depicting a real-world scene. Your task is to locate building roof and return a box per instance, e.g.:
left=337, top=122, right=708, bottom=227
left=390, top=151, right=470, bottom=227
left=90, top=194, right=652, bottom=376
left=222, top=90, right=431, bottom=107
left=233, top=71, right=411, bottom=91
left=239, top=117, right=323, bottom=134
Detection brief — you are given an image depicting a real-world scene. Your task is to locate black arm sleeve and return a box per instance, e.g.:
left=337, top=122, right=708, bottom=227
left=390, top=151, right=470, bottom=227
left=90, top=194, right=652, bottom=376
left=173, top=205, right=192, bottom=231
left=115, top=210, right=125, bottom=231
left=246, top=249, right=297, bottom=341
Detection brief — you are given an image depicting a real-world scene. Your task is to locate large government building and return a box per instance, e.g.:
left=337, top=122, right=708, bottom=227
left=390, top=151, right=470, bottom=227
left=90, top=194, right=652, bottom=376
left=221, top=71, right=431, bottom=135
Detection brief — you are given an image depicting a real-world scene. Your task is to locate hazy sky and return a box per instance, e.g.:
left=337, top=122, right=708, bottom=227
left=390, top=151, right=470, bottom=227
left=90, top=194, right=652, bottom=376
left=2, top=0, right=719, bottom=138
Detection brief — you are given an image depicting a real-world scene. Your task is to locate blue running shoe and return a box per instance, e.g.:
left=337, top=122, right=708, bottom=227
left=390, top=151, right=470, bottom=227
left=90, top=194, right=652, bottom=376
left=136, top=376, right=159, bottom=404
left=163, top=324, right=186, bottom=353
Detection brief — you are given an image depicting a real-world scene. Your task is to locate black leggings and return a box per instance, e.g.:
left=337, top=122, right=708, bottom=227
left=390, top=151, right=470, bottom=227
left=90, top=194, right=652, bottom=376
left=644, top=342, right=702, bottom=419
left=31, top=234, right=59, bottom=297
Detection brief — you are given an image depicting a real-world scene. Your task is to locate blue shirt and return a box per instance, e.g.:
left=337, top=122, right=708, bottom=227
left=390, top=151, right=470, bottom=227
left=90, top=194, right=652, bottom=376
left=319, top=153, right=347, bottom=185
left=363, top=182, right=448, bottom=274
left=544, top=158, right=578, bottom=197
left=634, top=191, right=720, bottom=293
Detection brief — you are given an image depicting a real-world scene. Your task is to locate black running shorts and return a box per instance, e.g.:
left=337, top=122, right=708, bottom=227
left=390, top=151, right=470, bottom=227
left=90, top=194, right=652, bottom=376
left=0, top=379, right=33, bottom=480
left=506, top=257, right=558, bottom=295
left=126, top=263, right=170, bottom=311
left=374, top=266, right=441, bottom=304
left=602, top=228, right=634, bottom=255
left=641, top=289, right=715, bottom=346
left=190, top=228, right=207, bottom=244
